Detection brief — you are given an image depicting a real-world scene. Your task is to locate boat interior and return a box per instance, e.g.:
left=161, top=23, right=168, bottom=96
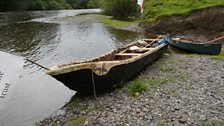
left=56, top=38, right=164, bottom=68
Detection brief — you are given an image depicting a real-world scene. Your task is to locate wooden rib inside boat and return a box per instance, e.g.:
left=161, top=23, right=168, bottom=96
left=46, top=37, right=168, bottom=95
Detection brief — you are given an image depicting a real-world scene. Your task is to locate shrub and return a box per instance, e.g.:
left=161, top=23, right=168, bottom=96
left=100, top=0, right=138, bottom=18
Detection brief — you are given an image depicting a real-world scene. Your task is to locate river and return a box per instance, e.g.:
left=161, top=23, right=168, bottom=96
left=0, top=9, right=141, bottom=126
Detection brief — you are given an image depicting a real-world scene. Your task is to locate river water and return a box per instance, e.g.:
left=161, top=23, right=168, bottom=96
left=0, top=9, right=141, bottom=126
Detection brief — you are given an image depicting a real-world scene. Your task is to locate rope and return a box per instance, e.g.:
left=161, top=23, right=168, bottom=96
left=91, top=64, right=97, bottom=99
left=25, top=59, right=49, bottom=70
left=90, top=63, right=105, bottom=124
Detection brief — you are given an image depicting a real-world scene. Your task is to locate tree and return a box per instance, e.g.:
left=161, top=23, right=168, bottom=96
left=87, top=0, right=100, bottom=8
left=0, top=0, right=71, bottom=11
left=66, top=0, right=89, bottom=9
left=100, top=0, right=138, bottom=18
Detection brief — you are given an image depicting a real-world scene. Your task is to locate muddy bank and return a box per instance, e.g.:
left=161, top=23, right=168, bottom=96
left=140, top=6, right=224, bottom=42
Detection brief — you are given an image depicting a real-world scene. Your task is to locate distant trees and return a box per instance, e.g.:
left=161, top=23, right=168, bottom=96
left=87, top=0, right=101, bottom=8
left=100, top=0, right=138, bottom=18
left=66, top=0, right=100, bottom=9
left=0, top=0, right=138, bottom=15
left=0, top=0, right=101, bottom=11
left=0, top=0, right=72, bottom=11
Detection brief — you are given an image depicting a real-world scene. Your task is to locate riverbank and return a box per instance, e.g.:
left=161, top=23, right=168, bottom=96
left=59, top=13, right=142, bottom=33
left=36, top=48, right=224, bottom=126
left=36, top=5, right=224, bottom=126
left=69, top=6, right=224, bottom=41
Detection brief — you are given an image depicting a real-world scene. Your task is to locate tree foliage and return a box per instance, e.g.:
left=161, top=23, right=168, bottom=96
left=0, top=0, right=102, bottom=11
left=66, top=0, right=100, bottom=9
left=0, top=0, right=71, bottom=11
left=100, top=0, right=138, bottom=18
left=66, top=0, right=88, bottom=9
left=87, top=0, right=101, bottom=8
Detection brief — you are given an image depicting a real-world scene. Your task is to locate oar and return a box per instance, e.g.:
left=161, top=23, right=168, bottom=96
left=25, top=59, right=49, bottom=70
left=142, top=38, right=161, bottom=42
left=206, top=35, right=224, bottom=44
left=145, top=35, right=162, bottom=47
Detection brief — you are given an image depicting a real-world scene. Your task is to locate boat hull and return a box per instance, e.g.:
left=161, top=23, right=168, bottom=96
left=52, top=45, right=168, bottom=95
left=168, top=39, right=222, bottom=55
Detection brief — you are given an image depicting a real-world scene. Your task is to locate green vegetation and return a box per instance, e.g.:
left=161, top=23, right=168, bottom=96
left=100, top=0, right=139, bottom=18
left=0, top=0, right=101, bottom=11
left=128, top=75, right=172, bottom=97
left=67, top=98, right=81, bottom=108
left=186, top=53, right=199, bottom=58
left=143, top=0, right=224, bottom=22
left=200, top=121, right=224, bottom=126
left=100, top=18, right=137, bottom=28
left=169, top=90, right=179, bottom=97
left=128, top=77, right=149, bottom=96
left=64, top=116, right=87, bottom=126
left=156, top=122, right=169, bottom=126
left=209, top=50, right=224, bottom=60
left=0, top=0, right=72, bottom=11
left=154, top=59, right=177, bottom=72
left=179, top=72, right=191, bottom=81
left=87, top=0, right=100, bottom=8
left=99, top=0, right=224, bottom=24
left=66, top=0, right=100, bottom=9
left=159, top=65, right=177, bottom=72
left=148, top=77, right=170, bottom=86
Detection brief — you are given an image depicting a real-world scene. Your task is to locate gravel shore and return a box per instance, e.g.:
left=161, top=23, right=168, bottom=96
left=37, top=47, right=224, bottom=126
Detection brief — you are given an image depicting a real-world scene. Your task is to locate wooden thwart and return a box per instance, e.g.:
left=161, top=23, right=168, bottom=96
left=116, top=53, right=141, bottom=56
left=145, top=35, right=162, bottom=47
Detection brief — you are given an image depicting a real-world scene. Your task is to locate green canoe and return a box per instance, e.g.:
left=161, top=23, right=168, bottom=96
left=166, top=37, right=222, bottom=55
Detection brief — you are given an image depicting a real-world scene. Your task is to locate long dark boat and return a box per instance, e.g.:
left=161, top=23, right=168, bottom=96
left=166, top=37, right=222, bottom=55
left=46, top=37, right=168, bottom=95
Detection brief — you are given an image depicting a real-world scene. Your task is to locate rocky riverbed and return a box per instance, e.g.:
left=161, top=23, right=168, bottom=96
left=36, top=47, right=224, bottom=126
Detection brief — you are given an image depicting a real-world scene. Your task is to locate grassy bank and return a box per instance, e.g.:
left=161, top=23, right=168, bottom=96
left=209, top=49, right=224, bottom=60
left=100, top=18, right=138, bottom=28
left=100, top=0, right=224, bottom=27
left=143, top=0, right=224, bottom=22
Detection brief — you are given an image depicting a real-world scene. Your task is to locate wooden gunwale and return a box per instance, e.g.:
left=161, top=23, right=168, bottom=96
left=46, top=42, right=166, bottom=76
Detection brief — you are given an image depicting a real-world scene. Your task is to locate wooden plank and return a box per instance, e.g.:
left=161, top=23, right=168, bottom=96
left=116, top=53, right=141, bottom=56
left=142, top=38, right=160, bottom=42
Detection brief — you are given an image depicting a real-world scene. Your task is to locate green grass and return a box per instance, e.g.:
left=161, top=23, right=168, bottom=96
left=143, top=0, right=224, bottom=23
left=170, top=90, right=179, bottom=97
left=64, top=116, right=87, bottom=126
left=156, top=122, right=169, bottom=126
left=200, top=121, right=224, bottom=126
left=186, top=53, right=199, bottom=58
left=159, top=65, right=177, bottom=72
left=67, top=98, right=81, bottom=108
left=101, top=0, right=224, bottom=29
left=128, top=77, right=149, bottom=96
left=179, top=72, right=191, bottom=81
left=100, top=17, right=138, bottom=28
left=209, top=49, right=224, bottom=60
left=128, top=75, right=171, bottom=97
left=148, top=77, right=169, bottom=86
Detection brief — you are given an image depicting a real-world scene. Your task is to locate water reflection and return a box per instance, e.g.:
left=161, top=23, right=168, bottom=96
left=0, top=9, right=141, bottom=126
left=54, top=23, right=116, bottom=63
left=105, top=27, right=142, bottom=47
left=0, top=22, right=59, bottom=56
